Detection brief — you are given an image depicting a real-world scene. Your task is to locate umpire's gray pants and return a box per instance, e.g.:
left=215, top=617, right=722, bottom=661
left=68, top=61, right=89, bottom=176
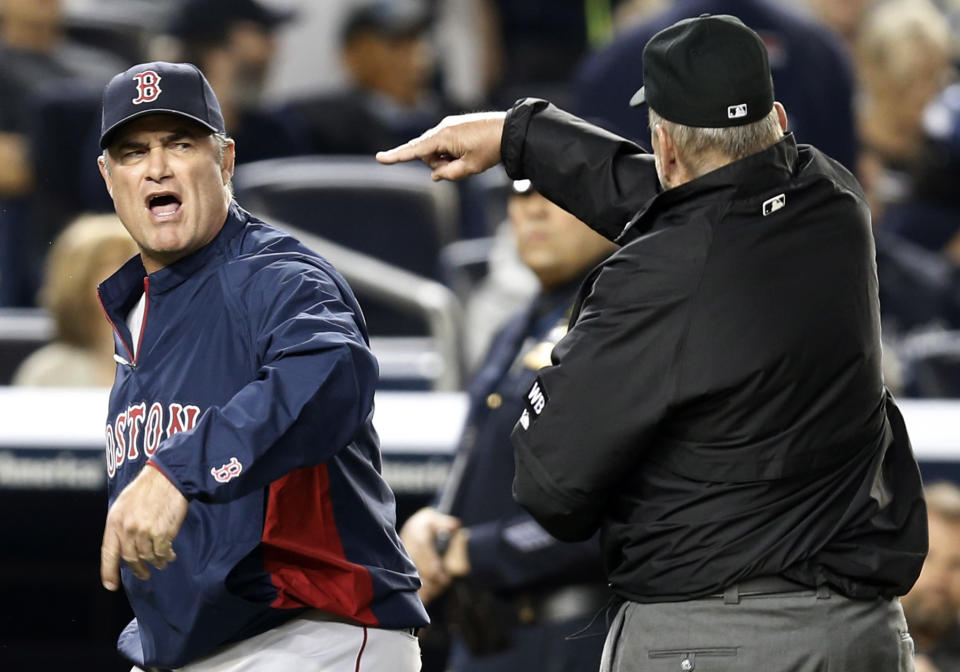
left=599, top=584, right=914, bottom=672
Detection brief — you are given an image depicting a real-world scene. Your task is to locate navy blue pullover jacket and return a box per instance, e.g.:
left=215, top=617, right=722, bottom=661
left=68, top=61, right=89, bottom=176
left=98, top=203, right=427, bottom=668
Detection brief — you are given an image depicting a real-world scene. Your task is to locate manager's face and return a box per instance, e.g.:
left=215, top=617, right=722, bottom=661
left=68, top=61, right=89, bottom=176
left=98, top=114, right=235, bottom=274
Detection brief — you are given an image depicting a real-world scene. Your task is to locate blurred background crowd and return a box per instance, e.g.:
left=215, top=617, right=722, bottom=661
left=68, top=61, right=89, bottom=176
left=1, top=0, right=960, bottom=396
left=3, top=0, right=960, bottom=670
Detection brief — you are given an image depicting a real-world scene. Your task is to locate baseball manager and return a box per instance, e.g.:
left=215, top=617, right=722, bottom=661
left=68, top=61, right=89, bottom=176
left=379, top=13, right=927, bottom=672
left=96, top=61, right=427, bottom=671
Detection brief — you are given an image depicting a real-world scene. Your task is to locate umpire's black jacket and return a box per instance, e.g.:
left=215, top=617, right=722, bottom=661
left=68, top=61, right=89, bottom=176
left=503, top=99, right=927, bottom=603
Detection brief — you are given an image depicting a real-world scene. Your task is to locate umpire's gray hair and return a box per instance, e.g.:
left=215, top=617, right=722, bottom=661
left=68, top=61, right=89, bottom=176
left=647, top=106, right=783, bottom=177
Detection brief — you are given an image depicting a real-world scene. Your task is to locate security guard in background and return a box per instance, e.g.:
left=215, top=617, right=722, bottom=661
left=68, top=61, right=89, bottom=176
left=400, top=180, right=616, bottom=672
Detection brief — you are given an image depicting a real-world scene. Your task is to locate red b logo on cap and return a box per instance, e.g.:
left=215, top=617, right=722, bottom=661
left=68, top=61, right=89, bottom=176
left=132, top=71, right=162, bottom=104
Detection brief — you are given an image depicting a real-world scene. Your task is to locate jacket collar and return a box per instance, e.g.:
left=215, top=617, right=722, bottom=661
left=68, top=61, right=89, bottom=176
left=145, top=200, right=248, bottom=295
left=618, top=132, right=799, bottom=243
left=99, top=200, right=248, bottom=309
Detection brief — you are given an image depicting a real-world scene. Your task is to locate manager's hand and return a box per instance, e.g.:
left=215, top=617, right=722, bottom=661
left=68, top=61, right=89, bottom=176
left=376, top=112, right=506, bottom=181
left=101, top=463, right=188, bottom=591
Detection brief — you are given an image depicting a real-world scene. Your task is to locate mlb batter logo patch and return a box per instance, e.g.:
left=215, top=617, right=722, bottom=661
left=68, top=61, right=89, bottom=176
left=132, top=70, right=162, bottom=104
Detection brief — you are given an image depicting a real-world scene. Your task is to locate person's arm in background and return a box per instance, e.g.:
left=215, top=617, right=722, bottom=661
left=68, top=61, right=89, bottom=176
left=447, top=511, right=603, bottom=590
left=401, top=507, right=602, bottom=604
left=376, top=97, right=661, bottom=241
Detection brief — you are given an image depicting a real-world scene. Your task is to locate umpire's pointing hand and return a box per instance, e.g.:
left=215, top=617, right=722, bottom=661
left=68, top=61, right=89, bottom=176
left=376, top=112, right=506, bottom=181
left=101, top=463, right=188, bottom=591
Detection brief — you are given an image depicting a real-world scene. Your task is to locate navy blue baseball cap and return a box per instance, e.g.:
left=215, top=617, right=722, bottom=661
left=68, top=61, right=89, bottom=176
left=100, top=61, right=226, bottom=149
left=168, top=0, right=294, bottom=43
left=629, top=14, right=774, bottom=128
left=341, top=0, right=431, bottom=43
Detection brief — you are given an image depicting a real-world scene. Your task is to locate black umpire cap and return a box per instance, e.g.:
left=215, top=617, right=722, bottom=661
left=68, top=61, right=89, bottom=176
left=629, top=14, right=775, bottom=128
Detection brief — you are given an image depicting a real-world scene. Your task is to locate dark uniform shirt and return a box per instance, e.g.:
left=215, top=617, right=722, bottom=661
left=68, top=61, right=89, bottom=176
left=447, top=276, right=604, bottom=592
left=502, top=99, right=927, bottom=603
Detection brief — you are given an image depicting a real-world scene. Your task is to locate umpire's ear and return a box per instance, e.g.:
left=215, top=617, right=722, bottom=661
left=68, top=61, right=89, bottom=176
left=774, top=102, right=788, bottom=133
left=98, top=154, right=114, bottom=199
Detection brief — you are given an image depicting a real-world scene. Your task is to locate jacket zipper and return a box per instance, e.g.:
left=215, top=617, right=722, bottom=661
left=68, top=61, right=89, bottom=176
left=133, top=276, right=150, bottom=367
left=98, top=276, right=149, bottom=369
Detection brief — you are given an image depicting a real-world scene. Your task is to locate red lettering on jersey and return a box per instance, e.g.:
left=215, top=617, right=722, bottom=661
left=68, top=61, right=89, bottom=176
left=114, top=411, right=128, bottom=468
left=126, top=403, right=146, bottom=461
left=183, top=405, right=200, bottom=430
left=167, top=403, right=201, bottom=438
left=105, top=424, right=117, bottom=479
left=167, top=403, right=185, bottom=437
left=131, top=71, right=162, bottom=104
left=144, top=402, right=163, bottom=457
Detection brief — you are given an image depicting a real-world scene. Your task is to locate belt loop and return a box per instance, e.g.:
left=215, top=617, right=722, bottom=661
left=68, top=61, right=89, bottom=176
left=816, top=584, right=831, bottom=600
left=723, top=584, right=740, bottom=605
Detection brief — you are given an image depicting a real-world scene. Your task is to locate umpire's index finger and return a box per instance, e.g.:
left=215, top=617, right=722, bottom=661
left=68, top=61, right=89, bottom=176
left=375, top=136, right=437, bottom=165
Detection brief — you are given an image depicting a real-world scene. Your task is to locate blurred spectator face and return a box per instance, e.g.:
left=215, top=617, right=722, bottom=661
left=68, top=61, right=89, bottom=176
left=903, top=509, right=960, bottom=643
left=343, top=29, right=434, bottom=106
left=857, top=0, right=954, bottom=139
left=0, top=0, right=61, bottom=28
left=508, top=187, right=616, bottom=290
left=165, top=0, right=287, bottom=110
left=42, top=214, right=138, bottom=349
left=807, top=0, right=876, bottom=43
left=98, top=115, right=234, bottom=273
left=225, top=20, right=277, bottom=106
left=922, top=511, right=960, bottom=605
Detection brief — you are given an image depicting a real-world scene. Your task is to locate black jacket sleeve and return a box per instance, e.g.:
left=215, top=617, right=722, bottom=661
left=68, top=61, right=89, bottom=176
left=500, top=98, right=662, bottom=242
left=509, top=224, right=708, bottom=541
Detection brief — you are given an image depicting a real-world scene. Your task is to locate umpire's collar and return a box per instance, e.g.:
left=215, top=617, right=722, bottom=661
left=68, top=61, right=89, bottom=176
left=617, top=132, right=799, bottom=244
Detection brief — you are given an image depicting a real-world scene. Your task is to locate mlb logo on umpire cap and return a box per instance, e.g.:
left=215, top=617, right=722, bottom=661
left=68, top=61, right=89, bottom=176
left=728, top=103, right=748, bottom=119
left=100, top=61, right=227, bottom=148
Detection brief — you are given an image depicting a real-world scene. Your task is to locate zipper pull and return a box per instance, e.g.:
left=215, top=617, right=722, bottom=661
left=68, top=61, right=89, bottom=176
left=113, top=353, right=136, bottom=369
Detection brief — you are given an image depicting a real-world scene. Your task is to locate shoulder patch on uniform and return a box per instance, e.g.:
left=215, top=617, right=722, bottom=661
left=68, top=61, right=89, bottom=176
left=520, top=376, right=549, bottom=430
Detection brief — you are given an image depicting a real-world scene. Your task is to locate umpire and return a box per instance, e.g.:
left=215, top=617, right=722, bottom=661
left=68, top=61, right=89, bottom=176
left=380, top=13, right=928, bottom=672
